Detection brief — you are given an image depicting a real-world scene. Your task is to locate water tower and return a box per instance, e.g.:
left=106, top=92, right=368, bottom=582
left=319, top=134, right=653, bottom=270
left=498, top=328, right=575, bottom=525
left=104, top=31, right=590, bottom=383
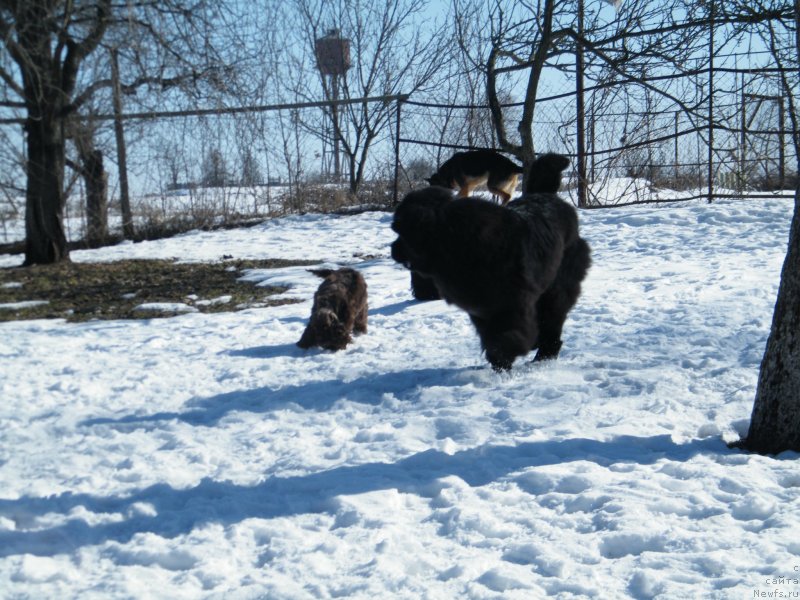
left=315, top=29, right=351, bottom=179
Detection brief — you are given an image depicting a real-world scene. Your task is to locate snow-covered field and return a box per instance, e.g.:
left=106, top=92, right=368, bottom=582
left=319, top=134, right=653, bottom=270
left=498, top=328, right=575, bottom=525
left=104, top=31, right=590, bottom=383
left=1, top=193, right=799, bottom=599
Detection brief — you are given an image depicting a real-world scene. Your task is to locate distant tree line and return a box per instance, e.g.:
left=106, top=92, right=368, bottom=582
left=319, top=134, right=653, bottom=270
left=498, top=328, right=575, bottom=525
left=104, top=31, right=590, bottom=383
left=1, top=0, right=795, bottom=263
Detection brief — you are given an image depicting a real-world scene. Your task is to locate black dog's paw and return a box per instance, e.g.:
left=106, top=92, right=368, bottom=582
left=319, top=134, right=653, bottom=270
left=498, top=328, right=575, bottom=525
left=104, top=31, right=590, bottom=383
left=486, top=349, right=516, bottom=372
left=533, top=339, right=563, bottom=362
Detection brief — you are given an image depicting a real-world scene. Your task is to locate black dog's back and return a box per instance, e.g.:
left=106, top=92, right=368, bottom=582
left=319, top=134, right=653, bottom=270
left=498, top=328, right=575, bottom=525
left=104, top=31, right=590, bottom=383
left=508, top=153, right=578, bottom=248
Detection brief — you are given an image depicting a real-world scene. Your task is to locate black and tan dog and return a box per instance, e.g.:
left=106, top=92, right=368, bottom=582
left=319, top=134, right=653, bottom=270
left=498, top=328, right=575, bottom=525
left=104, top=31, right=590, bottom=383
left=427, top=149, right=523, bottom=205
left=392, top=153, right=590, bottom=370
left=297, top=268, right=368, bottom=351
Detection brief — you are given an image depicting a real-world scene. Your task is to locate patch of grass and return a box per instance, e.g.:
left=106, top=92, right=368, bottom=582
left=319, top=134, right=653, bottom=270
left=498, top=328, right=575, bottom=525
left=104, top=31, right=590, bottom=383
left=0, top=258, right=317, bottom=322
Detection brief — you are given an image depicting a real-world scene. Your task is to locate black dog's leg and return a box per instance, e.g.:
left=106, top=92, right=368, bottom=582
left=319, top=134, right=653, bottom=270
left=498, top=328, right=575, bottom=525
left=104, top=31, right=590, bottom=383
left=410, top=271, right=440, bottom=301
left=471, top=309, right=537, bottom=371
left=532, top=285, right=567, bottom=361
left=533, top=238, right=591, bottom=362
left=533, top=322, right=563, bottom=361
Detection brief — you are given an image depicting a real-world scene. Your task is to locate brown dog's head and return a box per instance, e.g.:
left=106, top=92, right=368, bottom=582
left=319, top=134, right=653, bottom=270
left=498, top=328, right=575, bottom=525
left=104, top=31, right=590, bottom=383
left=297, top=308, right=350, bottom=351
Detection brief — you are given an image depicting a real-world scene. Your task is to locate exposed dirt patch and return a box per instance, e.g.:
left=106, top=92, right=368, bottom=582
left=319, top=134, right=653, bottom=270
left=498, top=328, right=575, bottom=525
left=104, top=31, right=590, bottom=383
left=0, top=258, right=317, bottom=322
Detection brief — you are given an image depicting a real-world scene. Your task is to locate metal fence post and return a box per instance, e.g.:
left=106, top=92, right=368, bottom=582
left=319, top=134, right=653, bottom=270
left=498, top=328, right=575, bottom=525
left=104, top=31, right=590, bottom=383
left=111, top=48, right=134, bottom=237
left=576, top=0, right=588, bottom=208
left=707, top=0, right=715, bottom=204
left=393, top=95, right=406, bottom=207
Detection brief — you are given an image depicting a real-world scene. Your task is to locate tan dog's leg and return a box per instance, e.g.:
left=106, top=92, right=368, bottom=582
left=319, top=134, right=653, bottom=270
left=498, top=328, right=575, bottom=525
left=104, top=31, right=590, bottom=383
left=457, top=183, right=474, bottom=198
left=497, top=174, right=520, bottom=205
left=489, top=182, right=513, bottom=205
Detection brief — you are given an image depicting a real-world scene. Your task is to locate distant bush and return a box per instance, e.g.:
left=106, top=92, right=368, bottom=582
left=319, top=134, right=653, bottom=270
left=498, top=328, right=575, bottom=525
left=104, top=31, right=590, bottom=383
left=282, top=180, right=395, bottom=214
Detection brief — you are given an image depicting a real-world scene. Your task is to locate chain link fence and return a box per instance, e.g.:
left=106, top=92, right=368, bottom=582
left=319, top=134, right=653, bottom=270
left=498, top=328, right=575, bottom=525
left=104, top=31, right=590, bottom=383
left=398, top=48, right=797, bottom=207
left=1, top=23, right=797, bottom=247
left=103, top=95, right=405, bottom=217
left=0, top=96, right=405, bottom=246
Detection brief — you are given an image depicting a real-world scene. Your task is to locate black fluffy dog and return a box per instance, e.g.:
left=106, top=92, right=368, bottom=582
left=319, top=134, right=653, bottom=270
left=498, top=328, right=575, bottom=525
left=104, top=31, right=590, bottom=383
left=297, top=268, right=368, bottom=351
left=391, top=153, right=590, bottom=370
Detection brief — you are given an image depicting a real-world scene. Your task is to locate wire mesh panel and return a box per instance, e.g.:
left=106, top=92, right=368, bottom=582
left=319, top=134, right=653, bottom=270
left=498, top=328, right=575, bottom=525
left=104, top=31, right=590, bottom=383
left=0, top=9, right=796, bottom=247
left=398, top=48, right=796, bottom=207
left=0, top=95, right=406, bottom=246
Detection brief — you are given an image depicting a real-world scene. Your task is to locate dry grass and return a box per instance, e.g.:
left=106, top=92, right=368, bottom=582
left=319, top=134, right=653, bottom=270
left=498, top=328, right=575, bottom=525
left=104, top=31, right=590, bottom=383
left=0, top=258, right=317, bottom=322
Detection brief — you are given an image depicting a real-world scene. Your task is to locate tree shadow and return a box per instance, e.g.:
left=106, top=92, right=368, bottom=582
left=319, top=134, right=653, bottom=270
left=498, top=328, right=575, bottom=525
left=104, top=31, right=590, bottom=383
left=0, top=434, right=727, bottom=558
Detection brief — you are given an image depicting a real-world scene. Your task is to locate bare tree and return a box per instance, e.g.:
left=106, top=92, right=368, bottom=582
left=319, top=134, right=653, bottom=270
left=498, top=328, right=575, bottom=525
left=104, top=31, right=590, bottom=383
left=202, top=148, right=230, bottom=187
left=0, top=1, right=239, bottom=265
left=291, top=0, right=448, bottom=195
left=453, top=0, right=704, bottom=183
left=240, top=147, right=263, bottom=186
left=68, top=118, right=109, bottom=247
left=0, top=2, right=111, bottom=264
left=452, top=0, right=790, bottom=195
left=743, top=191, right=800, bottom=455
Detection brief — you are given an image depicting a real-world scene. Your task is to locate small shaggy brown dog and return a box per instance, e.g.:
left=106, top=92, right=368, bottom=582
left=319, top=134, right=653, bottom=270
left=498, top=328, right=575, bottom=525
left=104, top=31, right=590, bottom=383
left=297, top=268, right=368, bottom=351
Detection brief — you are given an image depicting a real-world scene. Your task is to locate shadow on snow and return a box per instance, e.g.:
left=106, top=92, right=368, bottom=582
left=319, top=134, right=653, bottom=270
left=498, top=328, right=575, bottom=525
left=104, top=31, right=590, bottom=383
left=81, top=367, right=470, bottom=429
left=0, top=434, right=728, bottom=558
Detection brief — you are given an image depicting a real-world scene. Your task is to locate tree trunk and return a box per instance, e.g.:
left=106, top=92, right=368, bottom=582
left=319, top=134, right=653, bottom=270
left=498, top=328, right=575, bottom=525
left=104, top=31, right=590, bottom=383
left=72, top=122, right=110, bottom=248
left=739, top=191, right=800, bottom=454
left=485, top=0, right=557, bottom=187
left=24, top=114, right=69, bottom=265
left=348, top=153, right=358, bottom=196
left=737, top=0, right=800, bottom=455
left=84, top=149, right=109, bottom=247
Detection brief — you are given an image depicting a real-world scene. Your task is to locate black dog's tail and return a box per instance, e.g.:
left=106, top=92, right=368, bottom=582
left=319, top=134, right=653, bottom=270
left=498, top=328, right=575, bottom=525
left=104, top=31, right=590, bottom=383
left=310, top=268, right=335, bottom=279
left=526, top=153, right=570, bottom=194
left=563, top=237, right=592, bottom=283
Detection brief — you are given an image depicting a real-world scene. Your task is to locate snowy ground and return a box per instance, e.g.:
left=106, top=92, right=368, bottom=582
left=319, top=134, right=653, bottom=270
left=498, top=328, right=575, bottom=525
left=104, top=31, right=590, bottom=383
left=1, top=193, right=799, bottom=599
